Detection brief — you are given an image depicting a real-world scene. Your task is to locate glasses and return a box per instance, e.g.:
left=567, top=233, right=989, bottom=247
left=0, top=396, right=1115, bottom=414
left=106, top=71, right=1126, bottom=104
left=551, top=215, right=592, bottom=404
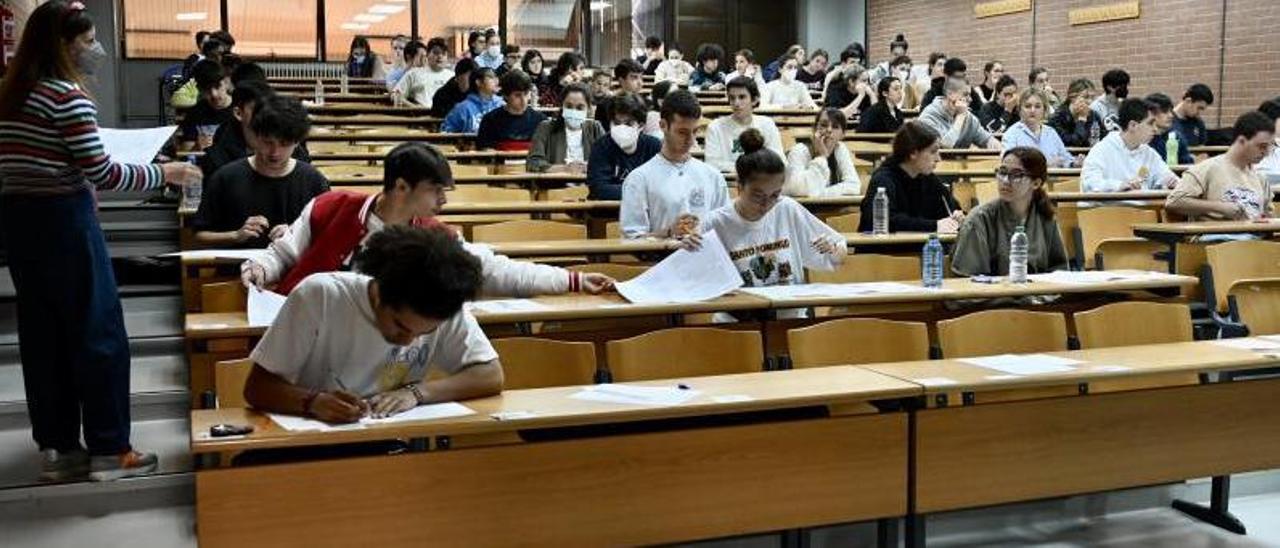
left=995, top=167, right=1029, bottom=183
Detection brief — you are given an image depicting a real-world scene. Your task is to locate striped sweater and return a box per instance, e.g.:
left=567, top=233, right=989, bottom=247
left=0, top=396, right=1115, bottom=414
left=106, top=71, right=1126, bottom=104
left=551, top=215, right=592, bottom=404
left=0, top=78, right=164, bottom=196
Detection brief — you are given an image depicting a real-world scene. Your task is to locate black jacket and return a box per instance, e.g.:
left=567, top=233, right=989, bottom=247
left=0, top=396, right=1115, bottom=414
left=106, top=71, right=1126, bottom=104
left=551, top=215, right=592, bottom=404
left=858, top=161, right=959, bottom=233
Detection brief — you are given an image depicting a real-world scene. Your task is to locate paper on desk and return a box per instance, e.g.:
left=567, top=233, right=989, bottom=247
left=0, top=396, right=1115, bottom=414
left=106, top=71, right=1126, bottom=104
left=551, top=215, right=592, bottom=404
left=569, top=384, right=703, bottom=406
left=958, top=354, right=1082, bottom=376
left=267, top=413, right=366, bottom=432
left=1029, top=270, right=1169, bottom=285
left=247, top=287, right=287, bottom=327
left=615, top=231, right=742, bottom=304
left=360, top=402, right=476, bottom=425
left=740, top=281, right=925, bottom=299
left=99, top=126, right=177, bottom=165
left=161, top=249, right=270, bottom=261
left=1212, top=338, right=1280, bottom=351
left=468, top=299, right=551, bottom=314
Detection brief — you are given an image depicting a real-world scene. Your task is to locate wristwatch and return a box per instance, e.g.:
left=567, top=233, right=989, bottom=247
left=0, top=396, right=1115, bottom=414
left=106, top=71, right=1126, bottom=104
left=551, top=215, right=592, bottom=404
left=406, top=383, right=427, bottom=404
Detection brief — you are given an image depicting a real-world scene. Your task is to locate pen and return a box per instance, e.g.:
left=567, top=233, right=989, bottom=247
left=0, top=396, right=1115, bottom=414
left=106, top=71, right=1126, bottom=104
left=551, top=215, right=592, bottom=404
left=941, top=196, right=954, bottom=218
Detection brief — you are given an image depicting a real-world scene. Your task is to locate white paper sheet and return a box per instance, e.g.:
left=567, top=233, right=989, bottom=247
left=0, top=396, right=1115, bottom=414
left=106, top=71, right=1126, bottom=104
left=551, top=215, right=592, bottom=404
left=1212, top=338, right=1280, bottom=351
left=269, top=402, right=477, bottom=431
left=569, top=384, right=703, bottom=406
left=247, top=287, right=287, bottom=327
left=739, top=281, right=926, bottom=300
left=467, top=299, right=551, bottom=314
left=615, top=231, right=743, bottom=304
left=161, top=249, right=270, bottom=261
left=98, top=126, right=177, bottom=165
left=267, top=413, right=366, bottom=432
left=1028, top=270, right=1170, bottom=285
left=958, top=354, right=1082, bottom=376
left=916, top=377, right=959, bottom=387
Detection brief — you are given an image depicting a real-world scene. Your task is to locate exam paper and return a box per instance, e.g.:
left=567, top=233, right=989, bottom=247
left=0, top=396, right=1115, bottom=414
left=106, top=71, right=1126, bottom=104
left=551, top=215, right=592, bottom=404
left=1212, top=338, right=1280, bottom=351
left=99, top=126, right=177, bottom=165
left=569, top=384, right=703, bottom=406
left=1029, top=270, right=1169, bottom=285
left=468, top=299, right=551, bottom=314
left=958, top=354, right=1082, bottom=376
left=740, top=281, right=926, bottom=299
left=615, top=231, right=742, bottom=304
left=247, top=287, right=287, bottom=327
left=267, top=413, right=366, bottom=432
left=161, top=249, right=270, bottom=261
left=269, top=402, right=477, bottom=431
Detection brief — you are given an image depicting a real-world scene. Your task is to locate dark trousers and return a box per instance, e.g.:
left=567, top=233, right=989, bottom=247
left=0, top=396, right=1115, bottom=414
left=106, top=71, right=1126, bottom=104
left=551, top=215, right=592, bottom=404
left=2, top=189, right=132, bottom=456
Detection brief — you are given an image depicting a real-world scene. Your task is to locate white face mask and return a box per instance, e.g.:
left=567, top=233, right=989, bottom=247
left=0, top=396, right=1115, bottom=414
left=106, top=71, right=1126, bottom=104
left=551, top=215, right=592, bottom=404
left=562, top=108, right=587, bottom=130
left=487, top=45, right=501, bottom=57
left=611, top=124, right=640, bottom=152
left=781, top=69, right=797, bottom=83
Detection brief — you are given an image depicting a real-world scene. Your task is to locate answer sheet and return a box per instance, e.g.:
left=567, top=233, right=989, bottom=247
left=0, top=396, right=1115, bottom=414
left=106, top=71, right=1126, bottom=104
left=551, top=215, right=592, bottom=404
left=958, top=354, right=1082, bottom=376
left=468, top=299, right=552, bottom=314
left=161, top=249, right=269, bottom=261
left=1028, top=270, right=1171, bottom=285
left=569, top=384, right=704, bottom=406
left=615, top=231, right=743, bottom=304
left=99, top=126, right=177, bottom=165
left=739, top=281, right=927, bottom=299
left=268, top=402, right=477, bottom=431
left=247, top=287, right=287, bottom=327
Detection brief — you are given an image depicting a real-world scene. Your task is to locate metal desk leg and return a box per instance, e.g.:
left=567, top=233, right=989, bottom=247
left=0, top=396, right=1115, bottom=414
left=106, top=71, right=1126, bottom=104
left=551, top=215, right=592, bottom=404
left=876, top=517, right=899, bottom=548
left=1172, top=476, right=1246, bottom=534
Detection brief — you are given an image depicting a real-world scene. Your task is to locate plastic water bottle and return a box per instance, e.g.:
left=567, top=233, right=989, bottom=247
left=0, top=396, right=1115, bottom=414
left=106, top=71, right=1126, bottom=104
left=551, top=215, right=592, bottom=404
left=181, top=154, right=202, bottom=211
left=1009, top=224, right=1029, bottom=284
left=872, top=187, right=889, bottom=236
left=1166, top=132, right=1179, bottom=167
left=340, top=72, right=349, bottom=95
left=313, top=80, right=325, bottom=106
left=922, top=234, right=944, bottom=289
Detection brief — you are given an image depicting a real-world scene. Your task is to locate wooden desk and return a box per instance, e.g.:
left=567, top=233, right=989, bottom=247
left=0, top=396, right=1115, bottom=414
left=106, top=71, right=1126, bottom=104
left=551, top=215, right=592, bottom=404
left=485, top=236, right=677, bottom=259
left=309, top=114, right=442, bottom=127
left=307, top=130, right=470, bottom=143
left=193, top=367, right=916, bottom=547
left=1133, top=220, right=1280, bottom=273
left=1049, top=190, right=1170, bottom=202
left=843, top=232, right=956, bottom=248
left=303, top=103, right=433, bottom=116
left=308, top=149, right=524, bottom=163
left=863, top=341, right=1280, bottom=544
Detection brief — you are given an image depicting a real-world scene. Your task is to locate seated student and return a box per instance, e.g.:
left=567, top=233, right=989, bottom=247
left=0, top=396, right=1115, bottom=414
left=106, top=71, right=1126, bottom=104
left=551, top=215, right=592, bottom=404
left=976, top=74, right=1018, bottom=134
left=382, top=35, right=410, bottom=90
left=620, top=90, right=729, bottom=239
left=589, top=71, right=613, bottom=106
left=654, top=43, right=695, bottom=85
left=951, top=147, right=1069, bottom=276
left=586, top=93, right=662, bottom=200
left=230, top=61, right=267, bottom=86
left=763, top=45, right=805, bottom=82
left=824, top=65, right=875, bottom=119
left=858, top=76, right=905, bottom=133
left=441, top=68, right=503, bottom=134
left=242, top=226, right=503, bottom=425
left=182, top=30, right=211, bottom=77
left=1028, top=67, right=1061, bottom=112
left=858, top=121, right=963, bottom=234
left=496, top=44, right=521, bottom=77
left=917, top=77, right=1001, bottom=150
left=698, top=129, right=846, bottom=318
left=1091, top=68, right=1129, bottom=134
left=1002, top=87, right=1075, bottom=168
left=395, top=38, right=453, bottom=110
left=540, top=51, right=586, bottom=106
left=915, top=52, right=947, bottom=106
left=1173, top=83, right=1214, bottom=146
left=1050, top=78, right=1105, bottom=147
left=1256, top=99, right=1280, bottom=182
left=690, top=43, right=726, bottom=91
left=528, top=83, right=604, bottom=173
left=1145, top=93, right=1193, bottom=166
left=474, top=30, right=504, bottom=70
left=761, top=57, right=818, bottom=109
left=463, top=30, right=484, bottom=60
left=973, top=61, right=1004, bottom=106
left=344, top=36, right=385, bottom=80
left=920, top=56, right=966, bottom=108
left=639, top=36, right=664, bottom=76
left=242, top=142, right=613, bottom=295
left=1165, top=111, right=1275, bottom=221
left=725, top=49, right=766, bottom=90
left=796, top=49, right=829, bottom=90
left=192, top=95, right=329, bottom=248
left=476, top=70, right=546, bottom=151
left=198, top=81, right=311, bottom=178
left=521, top=49, right=548, bottom=91
left=645, top=81, right=674, bottom=139
left=1081, top=98, right=1179, bottom=194
left=868, top=33, right=910, bottom=86
left=821, top=43, right=866, bottom=93
left=179, top=60, right=233, bottom=152
left=784, top=108, right=861, bottom=197
left=595, top=59, right=645, bottom=130
left=429, top=58, right=475, bottom=118
left=704, top=76, right=785, bottom=172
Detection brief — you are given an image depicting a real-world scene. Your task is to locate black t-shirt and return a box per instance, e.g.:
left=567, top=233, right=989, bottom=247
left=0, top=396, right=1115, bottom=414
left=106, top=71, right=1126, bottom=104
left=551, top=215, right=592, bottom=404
left=430, top=80, right=467, bottom=118
left=197, top=123, right=313, bottom=178
left=475, top=107, right=548, bottom=150
left=797, top=67, right=826, bottom=88
left=858, top=101, right=903, bottom=133
left=180, top=100, right=235, bottom=143
left=191, top=158, right=331, bottom=248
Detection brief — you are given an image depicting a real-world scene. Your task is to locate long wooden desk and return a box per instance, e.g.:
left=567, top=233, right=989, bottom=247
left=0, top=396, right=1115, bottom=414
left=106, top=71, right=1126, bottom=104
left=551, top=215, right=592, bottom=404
left=309, top=114, right=443, bottom=127
left=192, top=366, right=917, bottom=547
left=1133, top=220, right=1280, bottom=273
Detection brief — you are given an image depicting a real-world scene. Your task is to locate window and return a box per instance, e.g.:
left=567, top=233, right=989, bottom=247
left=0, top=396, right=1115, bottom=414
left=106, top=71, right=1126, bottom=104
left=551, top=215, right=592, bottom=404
left=324, top=0, right=414, bottom=62
left=586, top=0, right=661, bottom=67
left=122, top=0, right=222, bottom=59
left=415, top=0, right=499, bottom=58
left=226, top=0, right=317, bottom=58
left=508, top=0, right=581, bottom=61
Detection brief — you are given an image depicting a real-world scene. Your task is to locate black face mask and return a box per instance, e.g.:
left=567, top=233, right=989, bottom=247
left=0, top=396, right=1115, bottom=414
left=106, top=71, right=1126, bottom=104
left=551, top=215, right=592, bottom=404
left=1114, top=85, right=1129, bottom=99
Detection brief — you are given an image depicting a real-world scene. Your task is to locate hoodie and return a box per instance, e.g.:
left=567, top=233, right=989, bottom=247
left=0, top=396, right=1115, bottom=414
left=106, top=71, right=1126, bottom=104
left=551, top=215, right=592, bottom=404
left=1081, top=132, right=1175, bottom=193
left=441, top=93, right=505, bottom=134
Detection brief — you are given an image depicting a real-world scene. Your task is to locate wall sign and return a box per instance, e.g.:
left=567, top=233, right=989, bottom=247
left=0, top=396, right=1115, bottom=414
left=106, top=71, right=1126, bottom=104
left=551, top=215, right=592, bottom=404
left=974, top=0, right=1032, bottom=19
left=1069, top=1, right=1141, bottom=26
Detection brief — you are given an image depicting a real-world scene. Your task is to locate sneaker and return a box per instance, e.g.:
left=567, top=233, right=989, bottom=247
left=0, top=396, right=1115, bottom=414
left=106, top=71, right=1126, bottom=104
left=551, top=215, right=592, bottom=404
left=89, top=450, right=158, bottom=482
left=39, top=449, right=89, bottom=482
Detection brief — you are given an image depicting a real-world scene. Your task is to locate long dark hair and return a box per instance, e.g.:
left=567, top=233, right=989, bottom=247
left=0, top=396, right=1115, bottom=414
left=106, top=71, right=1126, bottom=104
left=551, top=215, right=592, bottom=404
left=814, top=108, right=847, bottom=184
left=347, top=36, right=376, bottom=77
left=1003, top=146, right=1054, bottom=219
left=889, top=121, right=939, bottom=165
left=0, top=1, right=94, bottom=119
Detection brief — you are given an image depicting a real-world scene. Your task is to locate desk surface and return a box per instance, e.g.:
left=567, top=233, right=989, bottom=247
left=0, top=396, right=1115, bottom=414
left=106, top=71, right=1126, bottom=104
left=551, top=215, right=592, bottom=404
left=310, top=114, right=442, bottom=126
left=190, top=365, right=920, bottom=454
left=844, top=232, right=957, bottom=246
left=1049, top=190, right=1170, bottom=202
left=863, top=340, right=1274, bottom=394
left=1132, top=220, right=1280, bottom=236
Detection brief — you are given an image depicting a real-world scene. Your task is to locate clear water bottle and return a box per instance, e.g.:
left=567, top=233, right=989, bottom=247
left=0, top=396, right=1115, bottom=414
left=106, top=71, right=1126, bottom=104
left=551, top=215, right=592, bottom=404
left=1165, top=132, right=1179, bottom=167
left=340, top=72, right=349, bottom=95
left=1009, top=224, right=1029, bottom=284
left=922, top=234, right=944, bottom=288
left=1088, top=121, right=1100, bottom=146
left=313, top=80, right=325, bottom=106
left=181, top=154, right=202, bottom=211
left=872, top=187, right=889, bottom=236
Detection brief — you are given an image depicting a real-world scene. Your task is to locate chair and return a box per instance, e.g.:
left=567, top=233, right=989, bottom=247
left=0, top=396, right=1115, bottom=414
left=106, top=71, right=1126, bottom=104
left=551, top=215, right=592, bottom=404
left=825, top=212, right=861, bottom=233
left=605, top=221, right=622, bottom=239
left=1228, top=278, right=1280, bottom=335
left=542, top=186, right=589, bottom=202
left=1053, top=178, right=1081, bottom=192
left=606, top=328, right=764, bottom=381
left=972, top=180, right=999, bottom=206
left=809, top=254, right=918, bottom=284
left=472, top=219, right=587, bottom=243
left=451, top=164, right=493, bottom=177
left=1206, top=240, right=1280, bottom=315
left=1094, top=239, right=1167, bottom=271
left=491, top=338, right=597, bottom=389
left=566, top=263, right=648, bottom=282
left=201, top=281, right=247, bottom=313
left=1075, top=207, right=1160, bottom=269
left=788, top=319, right=929, bottom=368
left=1073, top=301, right=1198, bottom=392
left=937, top=309, right=1067, bottom=358
left=213, top=359, right=254, bottom=409
left=447, top=185, right=531, bottom=203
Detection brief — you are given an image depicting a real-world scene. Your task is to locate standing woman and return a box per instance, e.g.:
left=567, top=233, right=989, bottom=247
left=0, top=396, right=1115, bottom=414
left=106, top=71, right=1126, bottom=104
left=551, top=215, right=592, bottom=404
left=0, top=1, right=200, bottom=481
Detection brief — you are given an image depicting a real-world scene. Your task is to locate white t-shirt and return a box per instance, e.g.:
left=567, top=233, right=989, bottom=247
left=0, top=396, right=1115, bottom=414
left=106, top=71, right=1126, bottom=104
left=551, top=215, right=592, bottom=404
left=565, top=127, right=584, bottom=164
left=250, top=272, right=497, bottom=397
left=1258, top=141, right=1280, bottom=183
left=760, top=80, right=817, bottom=109
left=620, top=154, right=729, bottom=238
left=395, top=66, right=454, bottom=109
left=703, top=115, right=786, bottom=172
